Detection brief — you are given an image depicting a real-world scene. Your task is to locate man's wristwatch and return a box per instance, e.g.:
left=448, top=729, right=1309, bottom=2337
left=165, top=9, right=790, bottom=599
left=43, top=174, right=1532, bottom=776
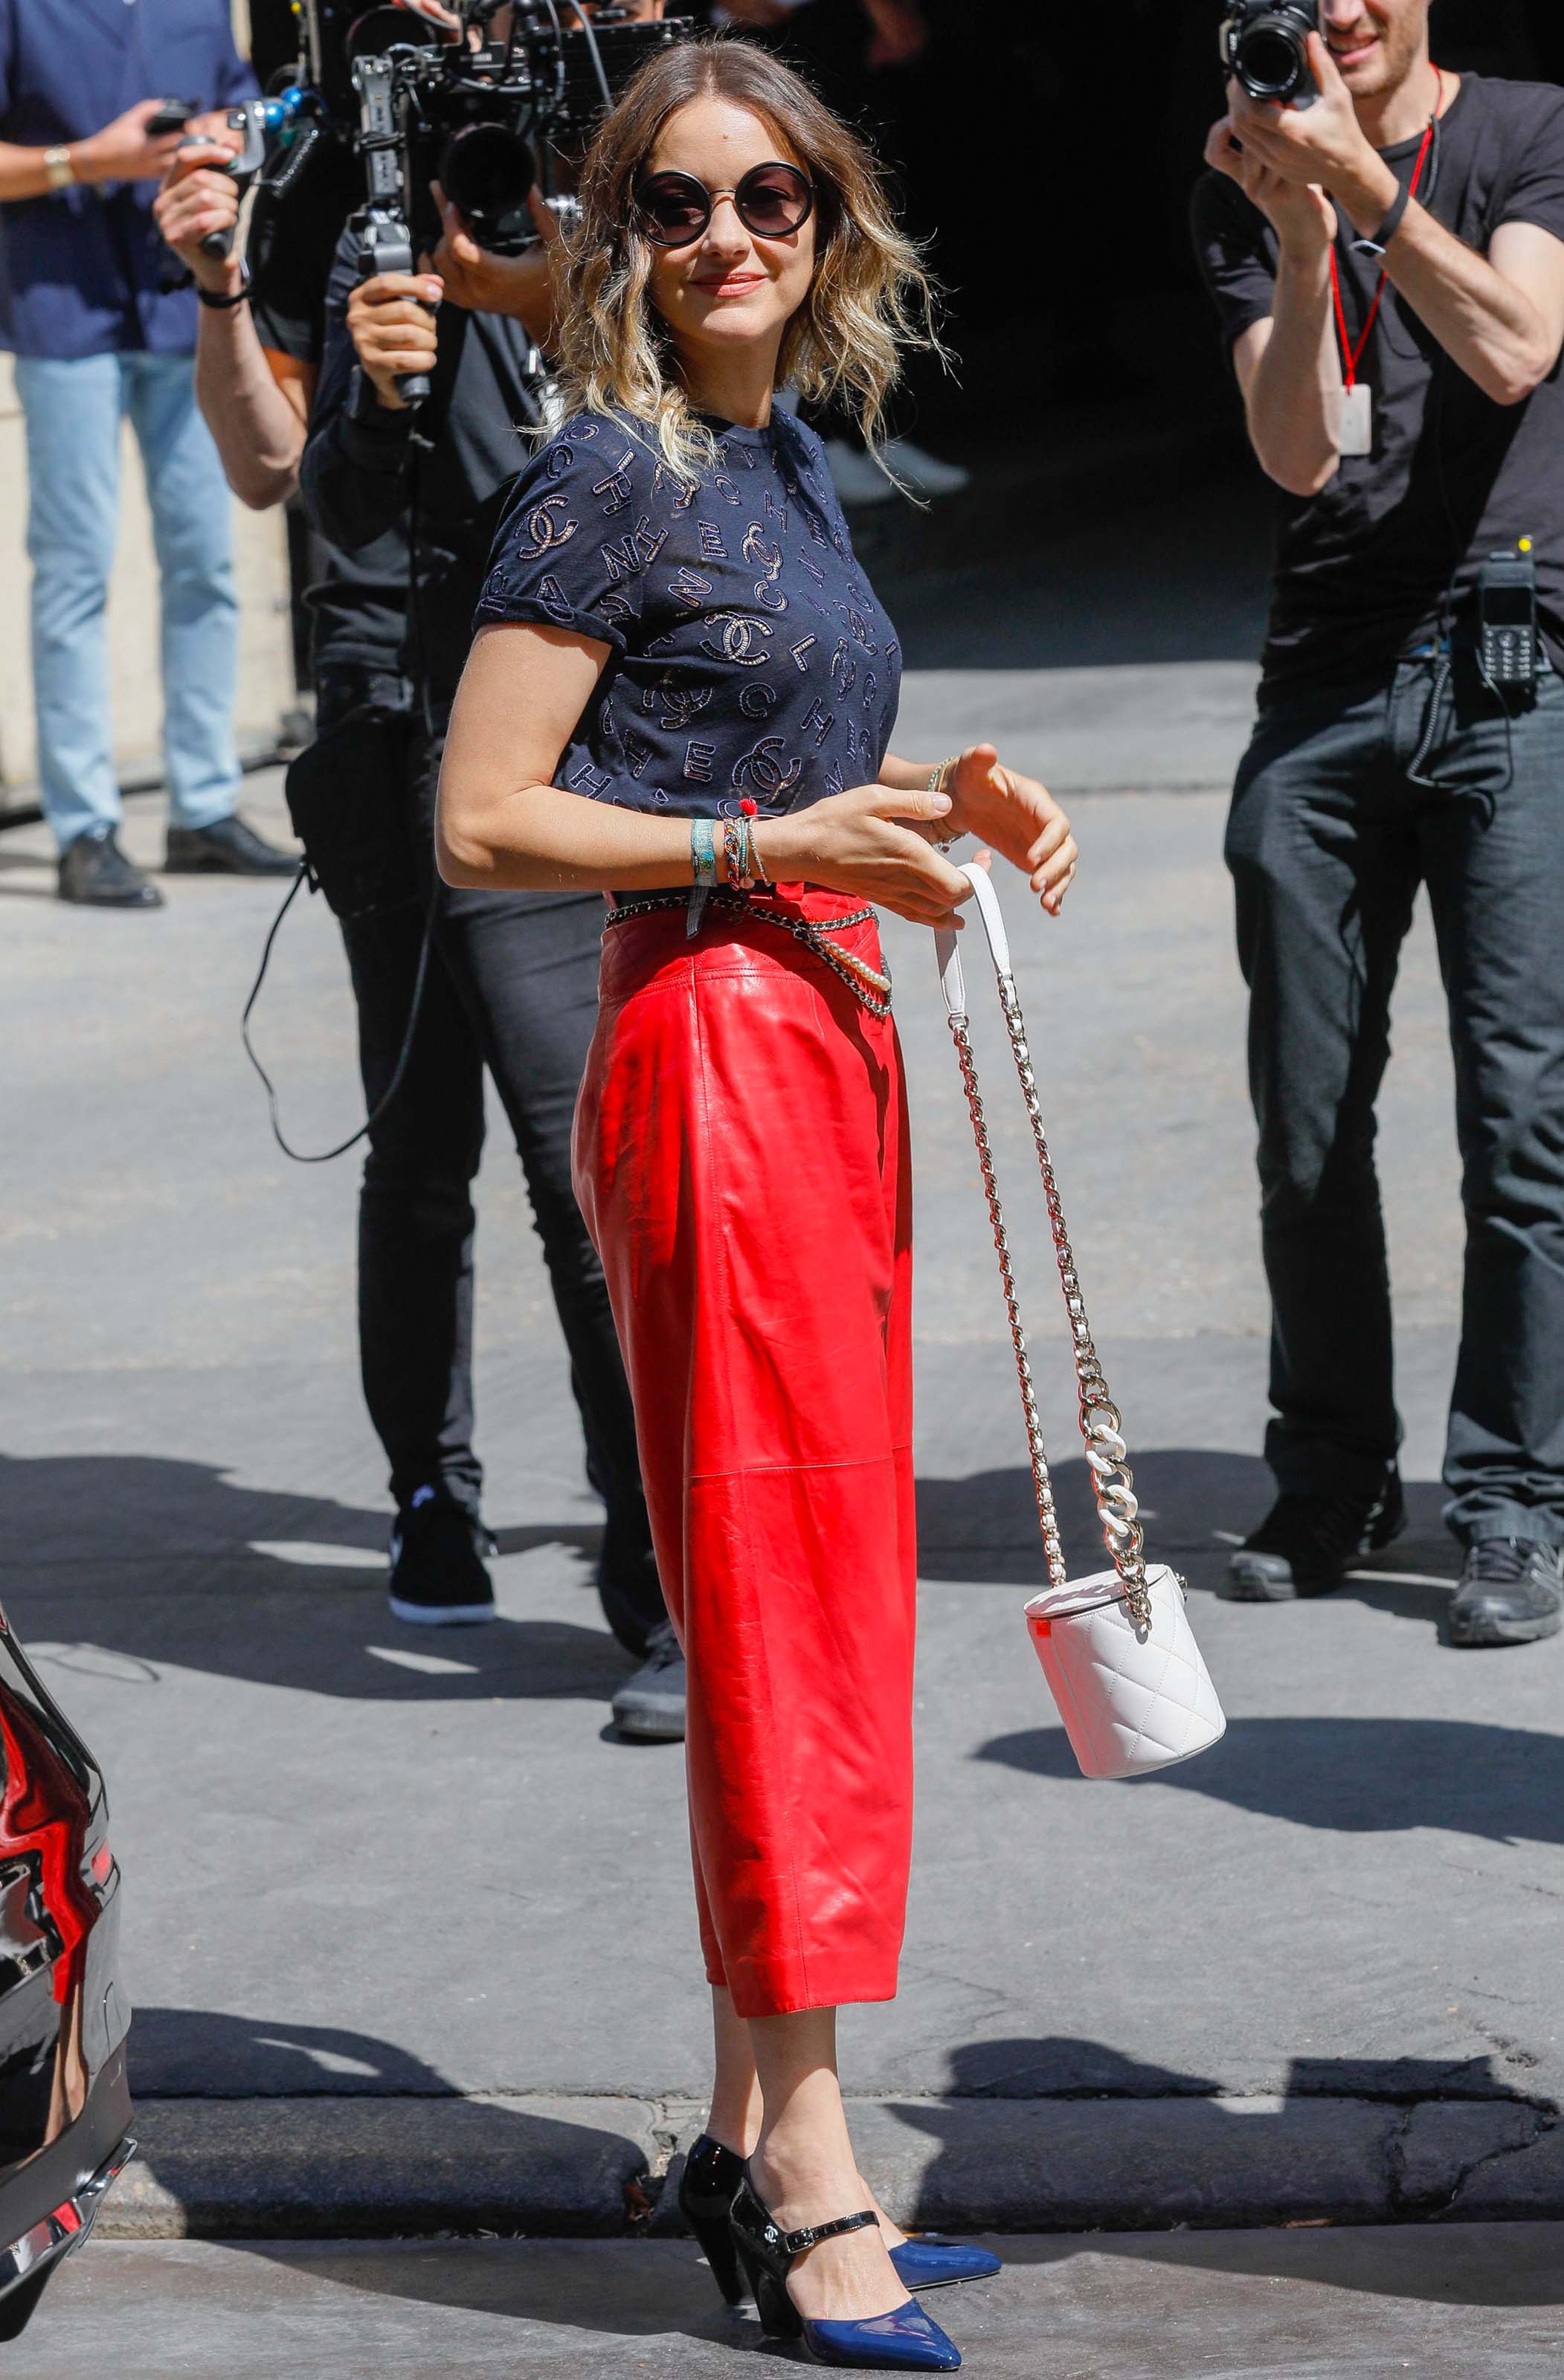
left=43, top=145, right=75, bottom=193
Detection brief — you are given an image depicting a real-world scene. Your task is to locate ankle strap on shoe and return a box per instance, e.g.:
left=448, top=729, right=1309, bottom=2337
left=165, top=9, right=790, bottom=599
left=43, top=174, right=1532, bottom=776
left=778, top=2209, right=878, bottom=2256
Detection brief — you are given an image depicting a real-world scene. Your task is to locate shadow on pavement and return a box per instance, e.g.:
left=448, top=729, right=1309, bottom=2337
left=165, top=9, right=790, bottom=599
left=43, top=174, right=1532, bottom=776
left=130, top=2011, right=743, bottom=2347
left=974, top=1714, right=1564, bottom=1844
left=3, top=1446, right=1468, bottom=1701
left=884, top=2039, right=1562, bottom=2308
left=1, top=1451, right=630, bottom=1705
left=917, top=1450, right=1460, bottom=1606
left=1003, top=2222, right=1564, bottom=2309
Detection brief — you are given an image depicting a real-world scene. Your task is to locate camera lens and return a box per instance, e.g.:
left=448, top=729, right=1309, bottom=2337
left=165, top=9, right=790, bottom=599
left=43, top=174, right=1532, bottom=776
left=440, top=123, right=537, bottom=255
left=1239, top=25, right=1306, bottom=98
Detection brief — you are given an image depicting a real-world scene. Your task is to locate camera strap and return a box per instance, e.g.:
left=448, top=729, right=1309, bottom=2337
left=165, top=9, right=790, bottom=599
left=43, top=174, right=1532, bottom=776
left=1328, top=66, right=1444, bottom=453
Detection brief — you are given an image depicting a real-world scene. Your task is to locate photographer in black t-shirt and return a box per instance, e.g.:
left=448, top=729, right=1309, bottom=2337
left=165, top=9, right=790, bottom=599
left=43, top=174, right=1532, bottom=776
left=154, top=119, right=679, bottom=1736
left=1192, top=0, right=1564, bottom=1646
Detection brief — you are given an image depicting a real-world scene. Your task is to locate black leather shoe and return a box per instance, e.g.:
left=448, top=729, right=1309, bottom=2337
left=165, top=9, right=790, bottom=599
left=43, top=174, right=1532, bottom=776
left=388, top=1488, right=497, bottom=1626
left=58, top=826, right=163, bottom=909
left=1223, top=1470, right=1406, bottom=1601
left=164, top=814, right=299, bottom=875
left=611, top=1618, right=686, bottom=1743
left=1448, top=1538, right=1564, bottom=1648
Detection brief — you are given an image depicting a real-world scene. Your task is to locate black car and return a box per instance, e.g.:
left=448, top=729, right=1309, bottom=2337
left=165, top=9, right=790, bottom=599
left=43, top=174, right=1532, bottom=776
left=0, top=1604, right=132, bottom=2338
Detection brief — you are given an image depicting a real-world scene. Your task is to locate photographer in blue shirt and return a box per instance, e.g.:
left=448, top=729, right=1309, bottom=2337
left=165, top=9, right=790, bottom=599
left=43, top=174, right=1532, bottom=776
left=0, top=0, right=295, bottom=904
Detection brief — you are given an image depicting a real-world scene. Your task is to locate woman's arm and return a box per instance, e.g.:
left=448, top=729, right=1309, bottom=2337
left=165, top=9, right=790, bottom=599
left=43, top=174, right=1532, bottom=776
left=437, top=623, right=973, bottom=923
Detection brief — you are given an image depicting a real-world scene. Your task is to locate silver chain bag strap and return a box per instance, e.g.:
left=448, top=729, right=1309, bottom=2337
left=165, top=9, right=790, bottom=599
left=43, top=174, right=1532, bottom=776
left=934, top=863, right=1226, bottom=1780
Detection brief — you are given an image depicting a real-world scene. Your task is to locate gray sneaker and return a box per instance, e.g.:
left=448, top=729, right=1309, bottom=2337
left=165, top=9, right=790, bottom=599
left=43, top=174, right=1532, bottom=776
left=1448, top=1538, right=1564, bottom=1648
left=611, top=1619, right=686, bottom=1743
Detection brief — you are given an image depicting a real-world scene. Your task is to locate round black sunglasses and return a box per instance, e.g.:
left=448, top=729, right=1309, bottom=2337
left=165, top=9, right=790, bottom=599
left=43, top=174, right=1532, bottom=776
left=633, top=161, right=815, bottom=248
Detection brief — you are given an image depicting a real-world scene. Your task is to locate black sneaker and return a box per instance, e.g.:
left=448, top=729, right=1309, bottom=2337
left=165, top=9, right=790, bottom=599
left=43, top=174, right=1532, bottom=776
left=58, top=825, right=163, bottom=909
left=1223, top=1470, right=1406, bottom=1601
left=164, top=814, right=300, bottom=875
left=611, top=1618, right=686, bottom=1743
left=1448, top=1538, right=1564, bottom=1648
left=388, top=1487, right=497, bottom=1626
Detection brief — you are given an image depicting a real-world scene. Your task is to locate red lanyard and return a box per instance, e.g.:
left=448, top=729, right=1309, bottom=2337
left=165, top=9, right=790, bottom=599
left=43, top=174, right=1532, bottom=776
left=1329, top=67, right=1444, bottom=390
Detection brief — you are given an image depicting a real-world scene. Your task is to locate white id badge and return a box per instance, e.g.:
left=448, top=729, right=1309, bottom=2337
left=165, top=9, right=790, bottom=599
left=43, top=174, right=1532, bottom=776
left=1338, top=382, right=1373, bottom=456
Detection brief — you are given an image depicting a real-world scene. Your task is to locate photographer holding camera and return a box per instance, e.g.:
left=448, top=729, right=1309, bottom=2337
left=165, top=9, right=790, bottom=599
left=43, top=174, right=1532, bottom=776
left=153, top=25, right=680, bottom=1740
left=1194, top=1, right=1564, bottom=1643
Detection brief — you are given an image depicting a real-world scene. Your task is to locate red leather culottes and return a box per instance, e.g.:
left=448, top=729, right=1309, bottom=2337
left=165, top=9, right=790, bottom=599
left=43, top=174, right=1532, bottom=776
left=573, top=890, right=916, bottom=2019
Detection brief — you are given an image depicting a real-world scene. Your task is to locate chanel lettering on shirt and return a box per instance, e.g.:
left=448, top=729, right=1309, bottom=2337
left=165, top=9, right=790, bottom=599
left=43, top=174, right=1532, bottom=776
left=472, top=408, right=902, bottom=817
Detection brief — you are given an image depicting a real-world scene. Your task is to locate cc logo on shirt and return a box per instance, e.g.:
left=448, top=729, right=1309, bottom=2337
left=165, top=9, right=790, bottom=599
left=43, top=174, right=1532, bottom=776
left=733, top=736, right=802, bottom=800
left=527, top=495, right=579, bottom=553
left=700, top=612, right=773, bottom=666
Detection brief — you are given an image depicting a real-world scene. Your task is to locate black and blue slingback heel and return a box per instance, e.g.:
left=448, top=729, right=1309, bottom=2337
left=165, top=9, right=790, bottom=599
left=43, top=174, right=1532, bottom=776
left=677, top=2132, right=749, bottom=2304
left=728, top=2170, right=963, bottom=2372
left=684, top=2135, right=1000, bottom=2302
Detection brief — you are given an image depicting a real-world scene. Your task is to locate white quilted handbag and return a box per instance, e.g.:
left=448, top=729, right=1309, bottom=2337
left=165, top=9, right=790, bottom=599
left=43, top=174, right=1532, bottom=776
left=935, top=864, right=1226, bottom=1781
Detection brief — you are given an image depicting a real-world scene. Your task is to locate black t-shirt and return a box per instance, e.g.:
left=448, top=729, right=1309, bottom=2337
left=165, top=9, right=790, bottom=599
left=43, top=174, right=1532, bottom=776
left=248, top=151, right=410, bottom=681
left=299, top=221, right=546, bottom=707
left=1191, top=74, right=1564, bottom=701
left=474, top=408, right=902, bottom=817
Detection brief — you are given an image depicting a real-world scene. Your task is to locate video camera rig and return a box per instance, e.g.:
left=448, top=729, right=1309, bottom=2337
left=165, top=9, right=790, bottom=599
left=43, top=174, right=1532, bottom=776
left=202, top=4, right=687, bottom=385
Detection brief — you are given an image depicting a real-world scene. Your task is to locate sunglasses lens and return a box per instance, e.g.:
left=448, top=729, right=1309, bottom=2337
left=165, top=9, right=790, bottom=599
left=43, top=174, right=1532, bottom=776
left=638, top=175, right=709, bottom=243
left=739, top=166, right=811, bottom=237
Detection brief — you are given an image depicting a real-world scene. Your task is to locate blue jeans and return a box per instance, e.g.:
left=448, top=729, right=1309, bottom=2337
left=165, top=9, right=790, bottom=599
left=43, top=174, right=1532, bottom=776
left=16, top=351, right=239, bottom=851
left=1228, top=647, right=1564, bottom=1546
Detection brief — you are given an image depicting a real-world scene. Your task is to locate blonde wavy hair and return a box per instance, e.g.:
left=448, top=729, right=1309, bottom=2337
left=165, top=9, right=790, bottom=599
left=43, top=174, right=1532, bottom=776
left=556, top=36, right=942, bottom=482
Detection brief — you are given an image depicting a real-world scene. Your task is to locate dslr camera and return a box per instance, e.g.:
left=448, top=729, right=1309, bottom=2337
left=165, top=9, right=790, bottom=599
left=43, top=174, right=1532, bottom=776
left=1222, top=1, right=1319, bottom=108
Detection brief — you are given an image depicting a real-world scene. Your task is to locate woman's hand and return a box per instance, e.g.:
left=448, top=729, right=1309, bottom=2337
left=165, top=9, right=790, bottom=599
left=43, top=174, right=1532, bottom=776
left=758, top=782, right=974, bottom=927
left=940, top=744, right=1078, bottom=915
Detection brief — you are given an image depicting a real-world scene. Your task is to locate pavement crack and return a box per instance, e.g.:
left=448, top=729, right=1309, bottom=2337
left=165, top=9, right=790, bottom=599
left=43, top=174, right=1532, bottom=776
left=1387, top=2098, right=1558, bottom=2222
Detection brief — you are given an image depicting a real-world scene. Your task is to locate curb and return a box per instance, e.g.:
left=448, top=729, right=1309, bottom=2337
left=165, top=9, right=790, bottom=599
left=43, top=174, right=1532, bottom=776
left=100, top=2093, right=1560, bottom=2241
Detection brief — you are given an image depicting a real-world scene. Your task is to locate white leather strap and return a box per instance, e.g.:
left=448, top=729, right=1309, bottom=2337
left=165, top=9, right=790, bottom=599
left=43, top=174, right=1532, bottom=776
left=935, top=863, right=1012, bottom=1017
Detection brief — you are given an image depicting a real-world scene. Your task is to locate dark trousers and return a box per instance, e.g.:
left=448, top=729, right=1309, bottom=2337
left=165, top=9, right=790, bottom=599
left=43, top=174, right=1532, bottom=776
left=316, top=672, right=660, bottom=1641
left=1226, top=649, right=1564, bottom=1545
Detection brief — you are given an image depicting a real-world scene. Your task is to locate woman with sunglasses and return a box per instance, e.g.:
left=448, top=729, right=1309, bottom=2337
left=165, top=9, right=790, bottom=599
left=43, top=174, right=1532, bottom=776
left=439, top=36, right=1075, bottom=2371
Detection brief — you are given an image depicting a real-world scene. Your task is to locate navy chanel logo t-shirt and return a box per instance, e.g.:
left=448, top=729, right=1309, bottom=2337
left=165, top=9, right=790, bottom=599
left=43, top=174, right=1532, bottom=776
left=473, top=407, right=903, bottom=818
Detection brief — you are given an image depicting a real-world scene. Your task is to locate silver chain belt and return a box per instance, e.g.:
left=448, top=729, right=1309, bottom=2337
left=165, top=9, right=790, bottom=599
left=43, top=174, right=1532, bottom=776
left=604, top=887, right=895, bottom=1019
left=936, top=871, right=1151, bottom=1630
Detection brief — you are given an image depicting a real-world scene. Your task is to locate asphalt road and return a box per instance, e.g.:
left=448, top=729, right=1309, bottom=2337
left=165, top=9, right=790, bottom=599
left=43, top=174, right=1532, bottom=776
left=27, top=2225, right=1564, bottom=2378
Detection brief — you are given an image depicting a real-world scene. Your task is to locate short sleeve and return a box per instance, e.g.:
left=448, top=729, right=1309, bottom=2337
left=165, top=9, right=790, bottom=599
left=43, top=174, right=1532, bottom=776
left=1191, top=170, right=1278, bottom=354
left=1493, top=91, right=1564, bottom=246
left=473, top=421, right=660, bottom=652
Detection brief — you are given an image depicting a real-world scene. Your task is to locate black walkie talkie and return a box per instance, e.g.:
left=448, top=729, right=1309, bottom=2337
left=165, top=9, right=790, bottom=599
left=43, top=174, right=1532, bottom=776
left=1478, top=539, right=1539, bottom=692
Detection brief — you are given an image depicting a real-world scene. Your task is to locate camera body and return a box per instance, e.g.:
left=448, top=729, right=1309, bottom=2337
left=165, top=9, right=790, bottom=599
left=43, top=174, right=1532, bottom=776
left=325, top=4, right=689, bottom=260
left=1223, top=0, right=1319, bottom=109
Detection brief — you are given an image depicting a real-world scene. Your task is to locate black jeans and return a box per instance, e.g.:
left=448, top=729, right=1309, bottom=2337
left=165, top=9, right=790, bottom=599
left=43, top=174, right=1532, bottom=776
left=1227, top=647, right=1564, bottom=1546
left=315, top=670, right=661, bottom=1640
